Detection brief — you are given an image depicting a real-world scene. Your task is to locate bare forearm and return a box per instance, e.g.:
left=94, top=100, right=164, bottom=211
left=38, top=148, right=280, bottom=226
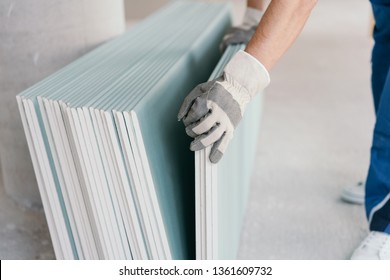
left=246, top=0, right=317, bottom=70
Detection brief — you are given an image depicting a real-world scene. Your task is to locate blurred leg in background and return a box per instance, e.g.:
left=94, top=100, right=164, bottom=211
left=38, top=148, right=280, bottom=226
left=365, top=1, right=390, bottom=236
left=341, top=4, right=390, bottom=205
left=351, top=1, right=390, bottom=259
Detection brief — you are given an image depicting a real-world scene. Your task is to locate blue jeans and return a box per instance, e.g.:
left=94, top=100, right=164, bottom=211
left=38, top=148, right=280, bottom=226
left=366, top=1, right=390, bottom=233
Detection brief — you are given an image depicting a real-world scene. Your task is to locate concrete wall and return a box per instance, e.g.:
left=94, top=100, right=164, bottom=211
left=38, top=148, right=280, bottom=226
left=124, top=0, right=247, bottom=25
left=0, top=0, right=125, bottom=208
left=124, top=0, right=170, bottom=20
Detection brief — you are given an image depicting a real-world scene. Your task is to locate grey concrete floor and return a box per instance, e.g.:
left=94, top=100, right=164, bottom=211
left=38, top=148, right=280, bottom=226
left=0, top=0, right=374, bottom=260
left=0, top=171, right=54, bottom=259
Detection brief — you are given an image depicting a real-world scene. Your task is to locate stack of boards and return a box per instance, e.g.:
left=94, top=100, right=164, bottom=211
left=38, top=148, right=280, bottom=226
left=17, top=1, right=262, bottom=260
left=17, top=1, right=230, bottom=260
left=196, top=45, right=262, bottom=260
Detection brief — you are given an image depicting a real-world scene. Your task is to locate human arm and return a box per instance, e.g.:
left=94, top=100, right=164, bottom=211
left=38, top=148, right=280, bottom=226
left=246, top=0, right=317, bottom=70
left=178, top=0, right=317, bottom=163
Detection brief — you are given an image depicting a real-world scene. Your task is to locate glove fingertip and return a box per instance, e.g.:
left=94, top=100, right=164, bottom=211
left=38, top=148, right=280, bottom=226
left=190, top=140, right=206, bottom=152
left=185, top=126, right=198, bottom=138
left=209, top=149, right=223, bottom=164
left=177, top=113, right=184, bottom=121
left=177, top=104, right=189, bottom=121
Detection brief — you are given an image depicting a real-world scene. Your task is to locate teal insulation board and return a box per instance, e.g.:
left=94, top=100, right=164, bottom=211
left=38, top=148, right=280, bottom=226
left=17, top=1, right=231, bottom=260
left=195, top=45, right=262, bottom=259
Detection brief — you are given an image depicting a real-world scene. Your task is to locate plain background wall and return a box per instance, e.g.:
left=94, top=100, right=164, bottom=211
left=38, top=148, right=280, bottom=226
left=0, top=0, right=126, bottom=208
left=124, top=0, right=248, bottom=25
left=124, top=0, right=170, bottom=20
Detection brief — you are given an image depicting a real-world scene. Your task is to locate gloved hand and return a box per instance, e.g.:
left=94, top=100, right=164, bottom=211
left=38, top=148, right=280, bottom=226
left=220, top=7, right=263, bottom=52
left=178, top=50, right=270, bottom=163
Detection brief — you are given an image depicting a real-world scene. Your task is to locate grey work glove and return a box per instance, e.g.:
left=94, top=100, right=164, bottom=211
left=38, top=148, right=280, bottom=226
left=220, top=7, right=263, bottom=52
left=178, top=50, right=270, bottom=163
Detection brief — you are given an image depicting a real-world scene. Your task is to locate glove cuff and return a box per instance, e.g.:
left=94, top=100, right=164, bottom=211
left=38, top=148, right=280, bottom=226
left=242, top=7, right=263, bottom=29
left=223, top=50, right=270, bottom=98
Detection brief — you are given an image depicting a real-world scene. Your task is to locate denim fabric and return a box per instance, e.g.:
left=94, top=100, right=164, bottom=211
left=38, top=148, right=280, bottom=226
left=370, top=0, right=390, bottom=6
left=366, top=3, right=390, bottom=234
left=366, top=69, right=390, bottom=234
left=371, top=4, right=390, bottom=112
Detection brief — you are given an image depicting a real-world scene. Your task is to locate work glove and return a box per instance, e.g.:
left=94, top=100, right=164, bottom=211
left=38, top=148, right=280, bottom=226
left=178, top=50, right=270, bottom=163
left=220, top=7, right=263, bottom=52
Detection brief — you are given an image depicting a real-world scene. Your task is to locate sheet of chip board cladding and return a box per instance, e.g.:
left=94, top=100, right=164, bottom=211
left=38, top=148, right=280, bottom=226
left=195, top=44, right=262, bottom=260
left=61, top=4, right=216, bottom=260
left=17, top=1, right=231, bottom=260
left=120, top=4, right=231, bottom=259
